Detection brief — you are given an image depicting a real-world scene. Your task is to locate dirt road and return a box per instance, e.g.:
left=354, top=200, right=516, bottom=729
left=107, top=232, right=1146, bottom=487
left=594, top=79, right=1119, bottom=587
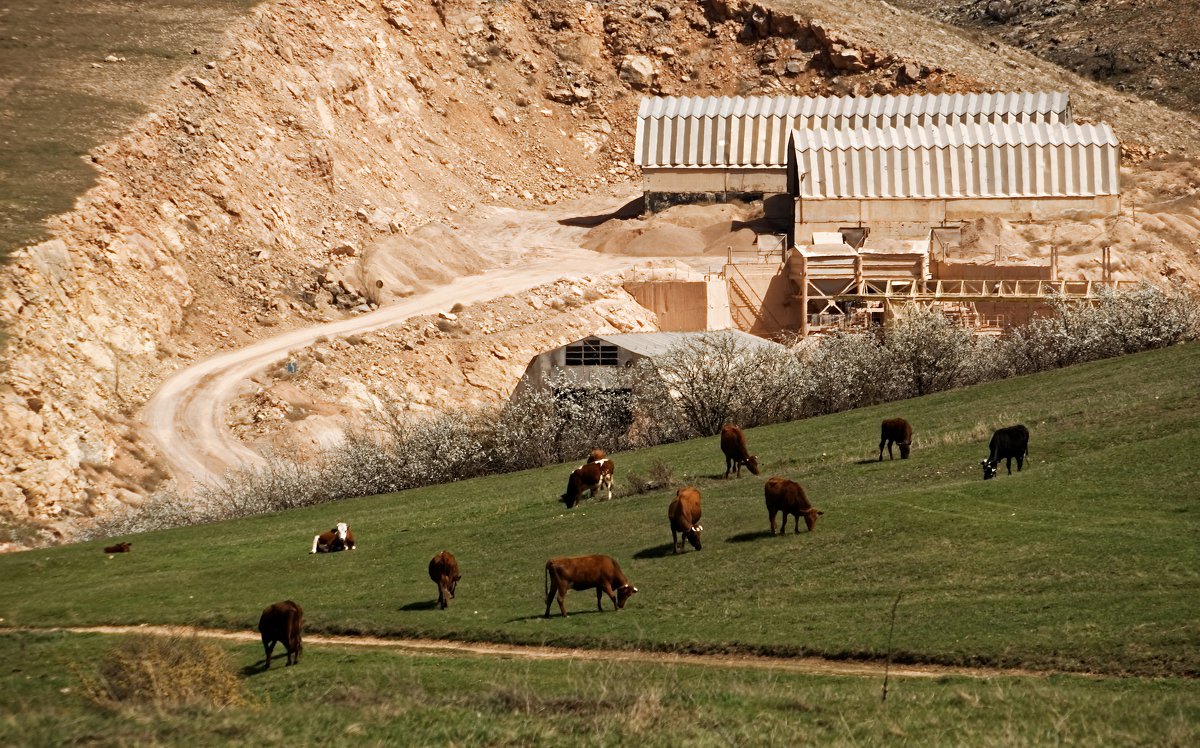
left=7, top=624, right=1054, bottom=680
left=141, top=192, right=711, bottom=491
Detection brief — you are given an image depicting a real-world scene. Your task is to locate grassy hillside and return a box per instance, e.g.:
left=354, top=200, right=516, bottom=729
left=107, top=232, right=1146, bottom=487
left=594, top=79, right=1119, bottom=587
left=1, top=630, right=1196, bottom=747
left=1, top=344, right=1198, bottom=677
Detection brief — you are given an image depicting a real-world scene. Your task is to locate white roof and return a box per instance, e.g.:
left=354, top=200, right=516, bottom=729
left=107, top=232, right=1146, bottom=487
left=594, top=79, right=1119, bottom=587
left=791, top=122, right=1120, bottom=200
left=570, top=331, right=783, bottom=357
left=635, top=92, right=1072, bottom=169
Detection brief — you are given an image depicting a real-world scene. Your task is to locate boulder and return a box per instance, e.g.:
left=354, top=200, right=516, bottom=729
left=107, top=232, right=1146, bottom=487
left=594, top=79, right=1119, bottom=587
left=619, top=55, right=656, bottom=90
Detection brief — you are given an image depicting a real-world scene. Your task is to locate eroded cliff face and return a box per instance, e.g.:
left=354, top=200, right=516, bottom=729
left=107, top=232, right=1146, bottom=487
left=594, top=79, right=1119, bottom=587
left=1, top=0, right=967, bottom=540
left=3, top=0, right=1196, bottom=547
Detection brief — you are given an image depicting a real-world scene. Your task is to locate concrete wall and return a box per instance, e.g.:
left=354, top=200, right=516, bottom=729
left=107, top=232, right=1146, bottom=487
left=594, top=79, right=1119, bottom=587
left=725, top=263, right=798, bottom=336
left=933, top=260, right=1054, bottom=281
left=623, top=279, right=733, bottom=332
left=795, top=194, right=1120, bottom=243
left=644, top=167, right=789, bottom=194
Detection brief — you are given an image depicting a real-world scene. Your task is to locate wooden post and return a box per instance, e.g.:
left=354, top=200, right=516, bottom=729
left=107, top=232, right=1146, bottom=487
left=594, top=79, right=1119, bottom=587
left=799, top=254, right=809, bottom=337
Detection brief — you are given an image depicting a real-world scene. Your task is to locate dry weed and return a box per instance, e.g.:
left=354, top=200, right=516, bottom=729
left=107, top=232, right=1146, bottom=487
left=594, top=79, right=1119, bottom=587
left=80, top=634, right=243, bottom=711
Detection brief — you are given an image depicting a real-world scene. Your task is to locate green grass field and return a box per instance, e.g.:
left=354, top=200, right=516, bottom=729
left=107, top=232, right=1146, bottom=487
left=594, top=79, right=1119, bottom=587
left=0, top=630, right=1196, bottom=747
left=0, top=344, right=1198, bottom=744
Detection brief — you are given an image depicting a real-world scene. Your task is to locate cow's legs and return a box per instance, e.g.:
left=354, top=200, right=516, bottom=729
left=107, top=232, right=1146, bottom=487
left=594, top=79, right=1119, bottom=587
left=672, top=528, right=680, bottom=554
left=1005, top=457, right=1013, bottom=475
left=879, top=439, right=886, bottom=461
left=725, top=456, right=733, bottom=478
left=793, top=513, right=802, bottom=534
left=263, top=637, right=275, bottom=669
left=769, top=509, right=779, bottom=535
left=599, top=583, right=618, bottom=611
left=1016, top=454, right=1024, bottom=472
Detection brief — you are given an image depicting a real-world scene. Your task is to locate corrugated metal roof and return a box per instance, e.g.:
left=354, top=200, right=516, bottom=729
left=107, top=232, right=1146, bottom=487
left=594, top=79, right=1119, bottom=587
left=791, top=122, right=1120, bottom=199
left=635, top=92, right=1072, bottom=168
left=577, top=331, right=783, bottom=358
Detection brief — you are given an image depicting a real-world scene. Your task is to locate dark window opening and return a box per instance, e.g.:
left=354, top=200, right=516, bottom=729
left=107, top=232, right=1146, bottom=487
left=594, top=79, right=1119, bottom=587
left=565, top=339, right=619, bottom=366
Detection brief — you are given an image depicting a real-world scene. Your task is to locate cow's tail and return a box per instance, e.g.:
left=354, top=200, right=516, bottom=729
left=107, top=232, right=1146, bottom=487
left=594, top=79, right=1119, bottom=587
left=544, top=563, right=551, bottom=600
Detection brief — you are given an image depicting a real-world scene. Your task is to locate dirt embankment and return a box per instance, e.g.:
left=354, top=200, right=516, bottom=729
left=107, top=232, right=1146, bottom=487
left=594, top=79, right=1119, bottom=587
left=885, top=0, right=1200, bottom=120
left=3, top=0, right=1199, bottom=548
left=0, top=0, right=984, bottom=540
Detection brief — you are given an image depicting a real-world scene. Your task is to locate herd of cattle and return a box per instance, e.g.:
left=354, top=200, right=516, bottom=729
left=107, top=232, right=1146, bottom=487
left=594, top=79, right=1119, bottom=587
left=234, top=419, right=1029, bottom=667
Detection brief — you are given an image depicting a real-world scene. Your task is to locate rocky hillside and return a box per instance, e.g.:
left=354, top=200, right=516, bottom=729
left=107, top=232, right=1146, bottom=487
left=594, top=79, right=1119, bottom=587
left=887, top=0, right=1200, bottom=118
left=2, top=0, right=1198, bottom=547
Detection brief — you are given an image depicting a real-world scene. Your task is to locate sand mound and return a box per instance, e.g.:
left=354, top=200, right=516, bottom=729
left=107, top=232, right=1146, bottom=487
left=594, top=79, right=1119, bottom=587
left=583, top=201, right=769, bottom=257
left=351, top=222, right=490, bottom=303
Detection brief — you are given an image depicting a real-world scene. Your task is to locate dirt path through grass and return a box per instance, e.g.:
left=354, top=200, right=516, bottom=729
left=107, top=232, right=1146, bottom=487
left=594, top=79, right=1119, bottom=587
left=11, top=624, right=1059, bottom=680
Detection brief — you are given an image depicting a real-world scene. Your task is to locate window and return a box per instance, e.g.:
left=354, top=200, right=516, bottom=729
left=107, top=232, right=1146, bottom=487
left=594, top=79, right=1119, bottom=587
left=564, top=339, right=619, bottom=366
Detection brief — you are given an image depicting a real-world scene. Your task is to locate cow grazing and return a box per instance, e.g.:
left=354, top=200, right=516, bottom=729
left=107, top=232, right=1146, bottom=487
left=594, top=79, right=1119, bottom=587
left=720, top=424, right=760, bottom=478
left=668, top=486, right=703, bottom=553
left=982, top=425, right=1030, bottom=479
left=764, top=476, right=824, bottom=534
left=544, top=554, right=637, bottom=618
left=879, top=418, right=913, bottom=461
left=428, top=550, right=461, bottom=610
left=561, top=458, right=615, bottom=508
left=310, top=522, right=356, bottom=554
left=103, top=541, right=132, bottom=554
left=258, top=600, right=303, bottom=668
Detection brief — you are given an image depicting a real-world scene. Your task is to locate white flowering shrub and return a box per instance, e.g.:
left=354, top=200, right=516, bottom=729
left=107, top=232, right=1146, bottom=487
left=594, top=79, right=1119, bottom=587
left=631, top=333, right=809, bottom=437
left=78, top=285, right=1198, bottom=540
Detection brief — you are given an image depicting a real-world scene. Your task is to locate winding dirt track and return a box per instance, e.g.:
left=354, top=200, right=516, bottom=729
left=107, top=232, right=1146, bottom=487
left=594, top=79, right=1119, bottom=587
left=141, top=194, right=678, bottom=491
left=8, top=625, right=1053, bottom=680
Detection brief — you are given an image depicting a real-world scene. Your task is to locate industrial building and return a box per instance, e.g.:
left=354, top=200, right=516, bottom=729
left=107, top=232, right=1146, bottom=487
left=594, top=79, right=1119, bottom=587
left=512, top=331, right=784, bottom=398
left=634, top=92, right=1073, bottom=214
left=628, top=91, right=1129, bottom=337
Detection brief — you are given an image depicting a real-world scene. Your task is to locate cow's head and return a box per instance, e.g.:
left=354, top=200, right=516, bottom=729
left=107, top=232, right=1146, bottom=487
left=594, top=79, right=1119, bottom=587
left=616, top=584, right=638, bottom=609
left=335, top=522, right=348, bottom=540
left=980, top=459, right=998, bottom=480
left=803, top=509, right=824, bottom=532
left=685, top=523, right=703, bottom=551
left=449, top=573, right=461, bottom=598
left=744, top=455, right=760, bottom=475
left=899, top=441, right=911, bottom=459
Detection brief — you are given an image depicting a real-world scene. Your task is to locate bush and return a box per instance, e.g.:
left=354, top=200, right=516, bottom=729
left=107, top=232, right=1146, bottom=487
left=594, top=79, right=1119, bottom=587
left=81, top=634, right=243, bottom=710
left=81, top=285, right=1199, bottom=539
left=631, top=332, right=808, bottom=437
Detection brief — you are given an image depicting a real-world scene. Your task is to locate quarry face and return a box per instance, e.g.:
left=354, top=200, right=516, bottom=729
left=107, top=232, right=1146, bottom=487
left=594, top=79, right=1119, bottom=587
left=2, top=0, right=1199, bottom=549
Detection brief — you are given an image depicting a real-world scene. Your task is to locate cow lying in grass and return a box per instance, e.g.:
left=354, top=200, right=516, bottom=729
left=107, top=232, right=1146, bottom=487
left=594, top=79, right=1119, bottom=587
left=103, top=541, right=132, bottom=554
left=310, top=522, right=356, bottom=553
left=258, top=600, right=303, bottom=668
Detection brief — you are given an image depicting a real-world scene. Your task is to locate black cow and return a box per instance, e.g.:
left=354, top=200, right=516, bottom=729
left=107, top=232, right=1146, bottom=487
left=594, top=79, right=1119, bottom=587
left=879, top=418, right=913, bottom=461
left=982, top=425, right=1030, bottom=479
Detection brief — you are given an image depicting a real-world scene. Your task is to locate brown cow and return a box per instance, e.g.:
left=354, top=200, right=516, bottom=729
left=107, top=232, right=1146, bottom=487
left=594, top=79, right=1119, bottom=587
left=544, top=554, right=637, bottom=617
left=668, top=487, right=703, bottom=553
left=561, top=458, right=615, bottom=508
left=103, top=541, right=132, bottom=554
left=879, top=418, right=913, bottom=461
left=720, top=424, right=760, bottom=478
left=310, top=522, right=356, bottom=554
left=764, top=476, right=824, bottom=534
left=258, top=600, right=303, bottom=668
left=428, top=550, right=461, bottom=610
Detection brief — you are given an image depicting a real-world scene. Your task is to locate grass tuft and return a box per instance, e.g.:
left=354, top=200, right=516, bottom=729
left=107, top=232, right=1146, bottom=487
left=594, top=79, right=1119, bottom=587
left=80, top=634, right=243, bottom=710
